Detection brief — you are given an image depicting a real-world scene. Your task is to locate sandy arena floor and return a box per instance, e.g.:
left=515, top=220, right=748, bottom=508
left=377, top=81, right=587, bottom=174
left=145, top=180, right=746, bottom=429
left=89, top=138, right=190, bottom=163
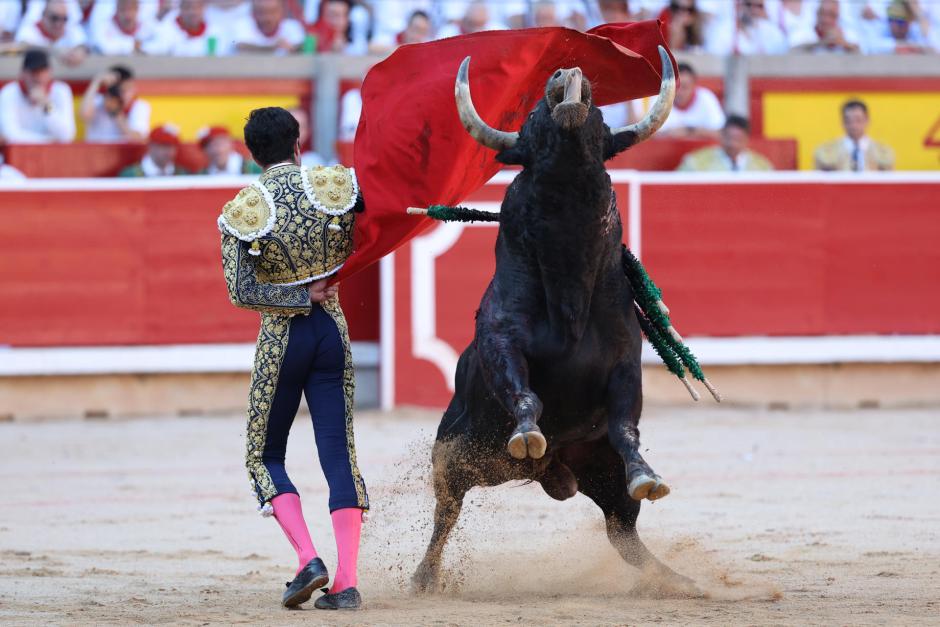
left=1, top=405, right=938, bottom=625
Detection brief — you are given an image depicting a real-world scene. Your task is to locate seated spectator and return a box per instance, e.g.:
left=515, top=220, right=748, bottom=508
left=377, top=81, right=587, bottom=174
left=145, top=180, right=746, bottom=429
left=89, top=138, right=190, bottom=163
left=89, top=0, right=157, bottom=54
left=438, top=1, right=502, bottom=38
left=197, top=126, right=262, bottom=174
left=144, top=0, right=219, bottom=56
left=502, top=0, right=590, bottom=30
left=369, top=9, right=432, bottom=53
left=371, top=0, right=433, bottom=50
left=815, top=99, right=894, bottom=171
left=0, top=152, right=27, bottom=180
left=598, top=0, right=633, bottom=24
left=867, top=0, right=933, bottom=54
left=338, top=87, right=361, bottom=143
left=660, top=0, right=706, bottom=52
left=657, top=62, right=725, bottom=139
left=307, top=0, right=361, bottom=53
left=766, top=0, right=816, bottom=47
left=119, top=124, right=189, bottom=176
left=15, top=0, right=88, bottom=66
left=288, top=106, right=326, bottom=167
left=678, top=115, right=774, bottom=171
left=232, top=0, right=305, bottom=54
left=790, top=0, right=860, bottom=53
left=80, top=66, right=150, bottom=142
left=0, top=49, right=76, bottom=143
left=709, top=0, right=788, bottom=54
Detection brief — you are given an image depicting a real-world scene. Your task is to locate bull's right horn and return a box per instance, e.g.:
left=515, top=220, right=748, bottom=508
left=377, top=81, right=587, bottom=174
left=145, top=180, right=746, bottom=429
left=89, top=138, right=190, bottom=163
left=455, top=56, right=518, bottom=152
left=609, top=46, right=676, bottom=144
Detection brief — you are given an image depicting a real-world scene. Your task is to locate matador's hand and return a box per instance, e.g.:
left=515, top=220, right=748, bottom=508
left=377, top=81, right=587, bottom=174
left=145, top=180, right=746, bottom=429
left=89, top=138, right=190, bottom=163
left=308, top=279, right=338, bottom=303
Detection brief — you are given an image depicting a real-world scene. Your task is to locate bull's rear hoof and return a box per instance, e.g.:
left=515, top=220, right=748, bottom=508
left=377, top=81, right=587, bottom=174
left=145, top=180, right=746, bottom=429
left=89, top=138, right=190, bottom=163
left=628, top=474, right=670, bottom=501
left=507, top=430, right=547, bottom=460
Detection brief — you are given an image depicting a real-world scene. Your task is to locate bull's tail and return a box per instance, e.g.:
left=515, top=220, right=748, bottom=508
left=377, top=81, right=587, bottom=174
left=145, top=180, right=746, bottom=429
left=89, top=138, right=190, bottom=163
left=623, top=245, right=721, bottom=402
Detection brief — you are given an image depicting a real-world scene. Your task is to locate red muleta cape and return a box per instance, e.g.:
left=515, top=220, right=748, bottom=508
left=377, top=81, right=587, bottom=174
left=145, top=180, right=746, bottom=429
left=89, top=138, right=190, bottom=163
left=338, top=21, right=675, bottom=282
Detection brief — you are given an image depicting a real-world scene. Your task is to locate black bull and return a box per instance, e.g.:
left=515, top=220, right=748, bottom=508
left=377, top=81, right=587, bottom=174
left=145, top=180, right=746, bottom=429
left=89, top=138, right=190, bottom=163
left=412, top=48, right=699, bottom=596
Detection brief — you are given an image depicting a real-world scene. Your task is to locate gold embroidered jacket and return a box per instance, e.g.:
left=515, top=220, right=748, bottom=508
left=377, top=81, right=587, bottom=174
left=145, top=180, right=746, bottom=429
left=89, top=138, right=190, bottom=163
left=219, top=163, right=361, bottom=315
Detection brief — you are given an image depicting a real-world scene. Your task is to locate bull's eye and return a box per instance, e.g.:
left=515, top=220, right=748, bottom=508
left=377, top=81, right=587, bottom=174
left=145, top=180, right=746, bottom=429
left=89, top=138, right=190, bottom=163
left=553, top=70, right=561, bottom=79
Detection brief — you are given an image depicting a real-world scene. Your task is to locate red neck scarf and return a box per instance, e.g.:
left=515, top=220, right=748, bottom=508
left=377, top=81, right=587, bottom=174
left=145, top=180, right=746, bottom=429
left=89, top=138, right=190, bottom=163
left=36, top=20, right=63, bottom=43
left=177, top=16, right=207, bottom=37
left=113, top=14, right=139, bottom=36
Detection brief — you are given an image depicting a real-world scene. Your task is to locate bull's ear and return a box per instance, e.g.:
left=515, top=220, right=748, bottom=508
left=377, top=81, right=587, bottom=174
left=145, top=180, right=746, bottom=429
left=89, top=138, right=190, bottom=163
left=496, top=143, right=529, bottom=166
left=603, top=127, right=638, bottom=161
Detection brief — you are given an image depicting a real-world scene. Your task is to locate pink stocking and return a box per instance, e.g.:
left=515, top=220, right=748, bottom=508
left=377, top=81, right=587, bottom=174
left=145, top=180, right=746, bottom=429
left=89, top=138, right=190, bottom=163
left=329, top=508, right=363, bottom=593
left=270, top=493, right=318, bottom=575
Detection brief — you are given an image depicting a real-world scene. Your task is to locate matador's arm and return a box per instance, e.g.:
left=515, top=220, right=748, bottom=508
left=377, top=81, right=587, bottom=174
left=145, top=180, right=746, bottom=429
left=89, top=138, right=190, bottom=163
left=221, top=233, right=312, bottom=316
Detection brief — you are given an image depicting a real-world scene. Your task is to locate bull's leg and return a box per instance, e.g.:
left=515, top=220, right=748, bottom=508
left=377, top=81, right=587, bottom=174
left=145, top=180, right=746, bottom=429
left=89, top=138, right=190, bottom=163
left=412, top=440, right=469, bottom=594
left=476, top=324, right=546, bottom=460
left=606, top=362, right=670, bottom=501
left=577, top=446, right=701, bottom=597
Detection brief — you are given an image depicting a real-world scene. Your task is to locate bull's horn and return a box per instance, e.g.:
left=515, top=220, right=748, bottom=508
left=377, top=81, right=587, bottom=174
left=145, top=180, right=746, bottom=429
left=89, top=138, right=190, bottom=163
left=609, top=46, right=676, bottom=143
left=455, top=56, right=518, bottom=152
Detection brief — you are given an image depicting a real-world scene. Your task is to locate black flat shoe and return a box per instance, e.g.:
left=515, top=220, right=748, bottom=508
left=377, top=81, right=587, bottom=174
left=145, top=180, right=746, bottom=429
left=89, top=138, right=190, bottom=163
left=282, top=558, right=329, bottom=608
left=313, top=586, right=362, bottom=610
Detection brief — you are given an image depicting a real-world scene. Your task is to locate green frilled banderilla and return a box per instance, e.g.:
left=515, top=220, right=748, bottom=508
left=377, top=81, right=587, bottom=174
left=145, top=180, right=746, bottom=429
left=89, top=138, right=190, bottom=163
left=406, top=204, right=721, bottom=402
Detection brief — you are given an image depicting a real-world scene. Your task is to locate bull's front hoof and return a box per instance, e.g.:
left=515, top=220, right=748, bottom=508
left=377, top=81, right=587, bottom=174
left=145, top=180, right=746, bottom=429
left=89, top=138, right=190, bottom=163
left=628, top=473, right=670, bottom=501
left=507, top=429, right=547, bottom=460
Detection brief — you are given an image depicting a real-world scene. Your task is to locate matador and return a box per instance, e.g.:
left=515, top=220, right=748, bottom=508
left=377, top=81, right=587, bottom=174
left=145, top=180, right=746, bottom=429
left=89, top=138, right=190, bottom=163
left=219, top=107, right=366, bottom=610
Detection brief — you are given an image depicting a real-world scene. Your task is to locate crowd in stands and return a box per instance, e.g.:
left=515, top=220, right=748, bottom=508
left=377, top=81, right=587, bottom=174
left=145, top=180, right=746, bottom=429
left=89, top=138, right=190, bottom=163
left=0, top=0, right=936, bottom=61
left=0, top=1, right=907, bottom=179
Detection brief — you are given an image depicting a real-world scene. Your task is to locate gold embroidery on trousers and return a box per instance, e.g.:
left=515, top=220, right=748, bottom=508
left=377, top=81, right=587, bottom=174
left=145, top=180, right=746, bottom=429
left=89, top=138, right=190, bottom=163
left=245, top=313, right=292, bottom=506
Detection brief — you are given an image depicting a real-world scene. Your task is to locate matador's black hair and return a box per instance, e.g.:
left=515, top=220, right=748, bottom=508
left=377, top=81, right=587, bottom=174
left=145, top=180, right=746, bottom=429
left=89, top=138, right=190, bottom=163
left=244, top=107, right=299, bottom=168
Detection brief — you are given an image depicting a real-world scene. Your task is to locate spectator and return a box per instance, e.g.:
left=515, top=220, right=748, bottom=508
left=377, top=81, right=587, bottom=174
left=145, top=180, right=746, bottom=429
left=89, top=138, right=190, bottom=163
left=502, top=0, right=592, bottom=30
left=338, top=87, right=361, bottom=143
left=197, top=126, right=262, bottom=174
left=144, top=0, right=218, bottom=56
left=438, top=1, right=501, bottom=38
left=867, top=0, right=933, bottom=54
left=232, top=0, right=305, bottom=54
left=119, top=124, right=188, bottom=176
left=15, top=0, right=88, bottom=66
left=814, top=99, right=894, bottom=171
left=0, top=49, right=76, bottom=143
left=790, top=0, right=860, bottom=53
left=598, top=0, right=633, bottom=24
left=532, top=1, right=561, bottom=27
left=80, top=65, right=150, bottom=142
left=307, top=0, right=363, bottom=53
left=678, top=115, right=774, bottom=171
left=369, top=8, right=432, bottom=53
left=766, top=0, right=816, bottom=47
left=288, top=106, right=326, bottom=167
left=0, top=153, right=27, bottom=180
left=660, top=0, right=706, bottom=52
left=371, top=0, right=433, bottom=50
left=710, top=0, right=788, bottom=55
left=657, top=62, right=725, bottom=139
left=89, top=0, right=157, bottom=54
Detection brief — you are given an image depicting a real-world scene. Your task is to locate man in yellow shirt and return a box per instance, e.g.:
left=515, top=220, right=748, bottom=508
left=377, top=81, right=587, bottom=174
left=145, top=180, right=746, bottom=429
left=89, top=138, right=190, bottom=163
left=677, top=115, right=774, bottom=172
left=814, top=99, right=894, bottom=171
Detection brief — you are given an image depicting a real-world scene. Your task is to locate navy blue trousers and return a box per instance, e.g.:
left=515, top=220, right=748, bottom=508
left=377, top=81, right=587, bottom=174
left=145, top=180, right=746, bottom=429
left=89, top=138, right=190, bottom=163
left=260, top=305, right=367, bottom=512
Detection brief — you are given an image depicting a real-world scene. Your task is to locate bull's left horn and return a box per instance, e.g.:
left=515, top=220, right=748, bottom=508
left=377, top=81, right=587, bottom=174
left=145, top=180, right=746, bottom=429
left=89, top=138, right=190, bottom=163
left=455, top=56, right=518, bottom=152
left=609, top=46, right=676, bottom=144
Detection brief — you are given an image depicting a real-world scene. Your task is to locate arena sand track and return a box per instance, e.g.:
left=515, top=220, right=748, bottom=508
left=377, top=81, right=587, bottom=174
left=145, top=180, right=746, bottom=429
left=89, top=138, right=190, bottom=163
left=1, top=406, right=938, bottom=626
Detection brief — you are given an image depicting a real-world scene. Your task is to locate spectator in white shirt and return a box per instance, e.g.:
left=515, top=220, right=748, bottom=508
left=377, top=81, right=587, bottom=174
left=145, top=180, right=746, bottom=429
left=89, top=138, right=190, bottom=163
left=80, top=66, right=151, bottom=142
left=15, top=0, right=88, bottom=66
left=867, top=0, right=933, bottom=53
left=232, top=0, right=305, bottom=54
left=89, top=0, right=157, bottom=54
left=657, top=62, right=725, bottom=139
left=197, top=126, right=262, bottom=174
left=708, top=0, right=789, bottom=54
left=598, top=0, right=634, bottom=23
left=338, top=87, right=361, bottom=143
left=437, top=1, right=502, bottom=38
left=371, top=0, right=433, bottom=50
left=144, top=0, right=218, bottom=56
left=790, top=0, right=861, bottom=52
left=369, top=9, right=433, bottom=54
left=205, top=0, right=250, bottom=54
left=308, top=0, right=364, bottom=54
left=1, top=2, right=23, bottom=42
left=0, top=153, right=27, bottom=180
left=0, top=49, right=76, bottom=144
left=765, top=0, right=817, bottom=47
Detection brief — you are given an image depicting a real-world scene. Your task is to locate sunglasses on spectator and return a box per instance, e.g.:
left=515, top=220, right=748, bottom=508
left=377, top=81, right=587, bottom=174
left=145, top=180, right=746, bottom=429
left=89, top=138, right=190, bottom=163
left=744, top=1, right=764, bottom=8
left=45, top=13, right=68, bottom=23
left=888, top=17, right=910, bottom=25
